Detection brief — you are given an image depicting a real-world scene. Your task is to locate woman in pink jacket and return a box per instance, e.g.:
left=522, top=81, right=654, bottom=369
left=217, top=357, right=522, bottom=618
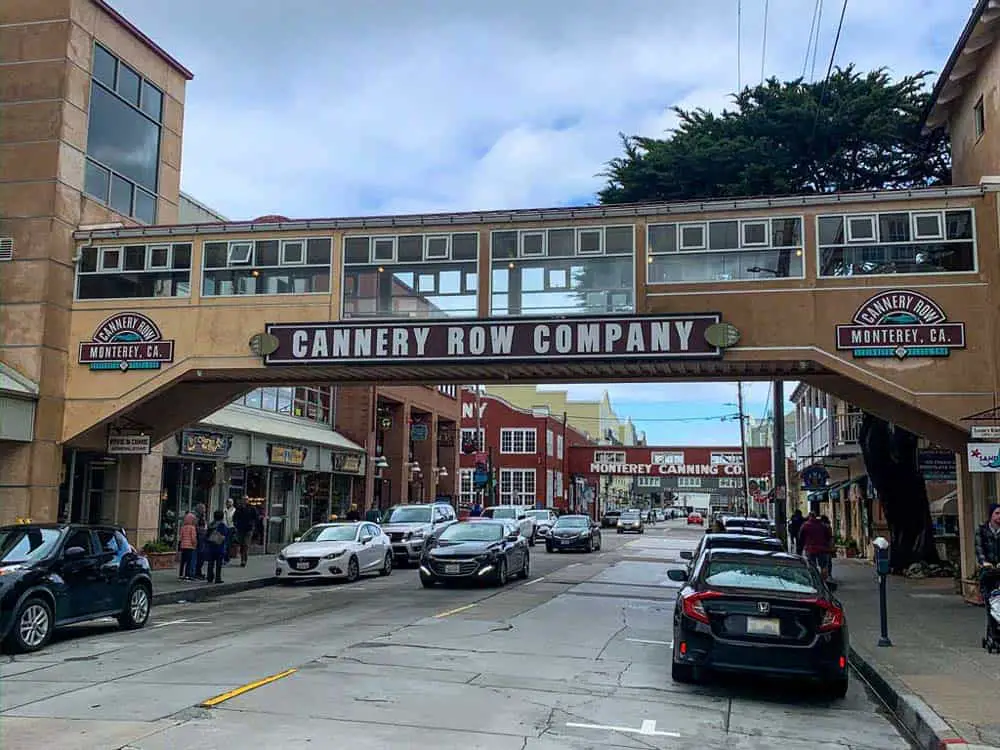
left=179, top=512, right=198, bottom=581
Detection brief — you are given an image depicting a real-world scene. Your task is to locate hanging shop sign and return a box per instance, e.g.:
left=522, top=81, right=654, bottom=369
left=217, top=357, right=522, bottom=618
left=918, top=449, right=957, bottom=481
left=179, top=430, right=231, bottom=458
left=107, top=433, right=151, bottom=454
left=269, top=443, right=307, bottom=467
left=260, top=314, right=728, bottom=365
left=835, top=291, right=965, bottom=360
left=410, top=423, right=429, bottom=441
left=333, top=452, right=364, bottom=475
left=971, top=426, right=1000, bottom=440
left=967, top=443, right=1000, bottom=473
left=800, top=464, right=830, bottom=490
left=79, top=312, right=175, bottom=371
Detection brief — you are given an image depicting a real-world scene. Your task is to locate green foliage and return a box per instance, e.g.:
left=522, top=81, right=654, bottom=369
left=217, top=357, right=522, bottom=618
left=142, top=539, right=173, bottom=554
left=600, top=66, right=950, bottom=204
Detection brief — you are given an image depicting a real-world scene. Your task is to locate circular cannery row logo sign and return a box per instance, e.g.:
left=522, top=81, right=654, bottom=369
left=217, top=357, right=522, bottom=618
left=835, top=290, right=966, bottom=360
left=78, top=312, right=175, bottom=372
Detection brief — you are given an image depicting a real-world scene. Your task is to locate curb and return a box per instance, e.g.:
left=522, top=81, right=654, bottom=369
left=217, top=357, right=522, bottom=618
left=151, top=576, right=277, bottom=606
left=848, top=645, right=990, bottom=750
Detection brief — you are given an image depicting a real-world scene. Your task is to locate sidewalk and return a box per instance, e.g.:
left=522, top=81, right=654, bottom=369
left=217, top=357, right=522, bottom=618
left=149, top=554, right=276, bottom=606
left=836, top=558, right=1000, bottom=750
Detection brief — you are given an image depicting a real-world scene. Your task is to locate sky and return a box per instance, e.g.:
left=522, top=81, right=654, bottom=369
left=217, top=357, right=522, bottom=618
left=110, top=0, right=974, bottom=444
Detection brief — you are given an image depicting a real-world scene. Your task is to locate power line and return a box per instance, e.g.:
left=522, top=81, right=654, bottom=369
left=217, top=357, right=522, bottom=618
left=810, top=0, right=825, bottom=82
left=802, top=0, right=822, bottom=80
left=809, top=0, right=848, bottom=146
left=760, top=0, right=770, bottom=86
left=737, top=0, right=743, bottom=91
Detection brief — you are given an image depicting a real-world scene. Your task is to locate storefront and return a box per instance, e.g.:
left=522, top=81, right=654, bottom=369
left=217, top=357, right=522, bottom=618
left=158, top=406, right=366, bottom=552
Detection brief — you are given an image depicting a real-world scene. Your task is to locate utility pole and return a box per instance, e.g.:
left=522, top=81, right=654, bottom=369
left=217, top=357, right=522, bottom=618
left=772, top=380, right=788, bottom=545
left=475, top=385, right=483, bottom=508
left=736, top=382, right=751, bottom=516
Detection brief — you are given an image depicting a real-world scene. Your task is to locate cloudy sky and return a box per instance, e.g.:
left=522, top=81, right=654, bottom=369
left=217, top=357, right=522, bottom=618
left=111, top=0, right=973, bottom=443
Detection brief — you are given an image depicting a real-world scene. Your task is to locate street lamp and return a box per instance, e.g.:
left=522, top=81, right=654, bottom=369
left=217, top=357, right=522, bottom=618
left=373, top=455, right=389, bottom=470
left=436, top=466, right=448, bottom=478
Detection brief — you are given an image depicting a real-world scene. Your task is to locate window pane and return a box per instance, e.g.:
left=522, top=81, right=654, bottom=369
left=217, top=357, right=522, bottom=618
left=87, top=81, right=160, bottom=191
left=605, top=226, right=633, bottom=254
left=547, top=229, right=574, bottom=257
left=344, top=237, right=369, bottom=264
left=306, top=238, right=331, bottom=265
left=140, top=81, right=163, bottom=121
left=945, top=210, right=974, bottom=240
left=397, top=235, right=422, bottom=262
left=93, top=44, right=117, bottom=89
left=492, top=231, right=517, bottom=259
left=79, top=247, right=98, bottom=273
left=817, top=216, right=844, bottom=245
left=648, top=224, right=677, bottom=254
left=742, top=222, right=767, bottom=245
left=123, top=245, right=145, bottom=271
left=133, top=188, right=156, bottom=224
left=452, top=233, right=477, bottom=260
left=150, top=246, right=169, bottom=268
left=116, top=63, right=141, bottom=106
left=84, top=160, right=110, bottom=202
left=204, top=242, right=227, bottom=268
left=878, top=213, right=910, bottom=243
left=771, top=218, right=801, bottom=247
left=109, top=174, right=133, bottom=215
left=256, top=240, right=279, bottom=266
left=708, top=221, right=739, bottom=250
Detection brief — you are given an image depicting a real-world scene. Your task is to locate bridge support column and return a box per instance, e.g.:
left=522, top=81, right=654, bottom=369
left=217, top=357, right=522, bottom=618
left=411, top=414, right=437, bottom=502
left=0, top=440, right=61, bottom=524
left=108, top=448, right=164, bottom=547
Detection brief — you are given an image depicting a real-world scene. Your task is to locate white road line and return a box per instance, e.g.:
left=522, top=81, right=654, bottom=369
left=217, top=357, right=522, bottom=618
left=565, top=563, right=581, bottom=568
left=565, top=720, right=680, bottom=738
left=522, top=576, right=546, bottom=586
left=625, top=638, right=673, bottom=646
left=152, top=619, right=212, bottom=628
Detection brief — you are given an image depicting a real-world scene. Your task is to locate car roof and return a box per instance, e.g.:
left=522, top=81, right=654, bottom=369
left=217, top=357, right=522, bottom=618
left=314, top=521, right=361, bottom=527
left=556, top=514, right=589, bottom=520
left=0, top=523, right=119, bottom=532
left=705, top=549, right=804, bottom=563
left=705, top=533, right=782, bottom=543
left=459, top=518, right=506, bottom=524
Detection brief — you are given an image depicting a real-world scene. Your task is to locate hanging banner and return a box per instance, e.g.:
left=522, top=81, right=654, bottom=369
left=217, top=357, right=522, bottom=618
left=968, top=443, right=1000, bottom=473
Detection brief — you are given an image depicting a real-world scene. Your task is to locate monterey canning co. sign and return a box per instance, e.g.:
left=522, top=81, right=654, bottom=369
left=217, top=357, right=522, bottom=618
left=262, top=315, right=725, bottom=365
left=835, top=290, right=965, bottom=360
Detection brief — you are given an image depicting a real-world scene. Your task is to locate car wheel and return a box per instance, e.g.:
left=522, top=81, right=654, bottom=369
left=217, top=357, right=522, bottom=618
left=823, top=677, right=849, bottom=700
left=346, top=556, right=360, bottom=583
left=586, top=537, right=594, bottom=553
left=546, top=543, right=554, bottom=553
left=520, top=552, right=530, bottom=579
left=420, top=574, right=435, bottom=588
left=671, top=659, right=696, bottom=684
left=118, top=582, right=151, bottom=630
left=617, top=529, right=623, bottom=534
left=494, top=557, right=508, bottom=587
left=379, top=552, right=393, bottom=576
left=6, top=596, right=53, bottom=653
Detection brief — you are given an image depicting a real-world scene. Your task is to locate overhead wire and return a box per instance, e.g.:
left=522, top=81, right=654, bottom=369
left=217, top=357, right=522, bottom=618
left=801, top=0, right=822, bottom=80
left=809, top=0, right=849, bottom=146
left=737, top=0, right=743, bottom=91
left=760, top=0, right=769, bottom=86
left=810, top=0, right=825, bottom=82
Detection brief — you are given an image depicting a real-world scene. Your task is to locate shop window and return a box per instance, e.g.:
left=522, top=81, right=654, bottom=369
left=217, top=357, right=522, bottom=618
left=77, top=242, right=192, bottom=299
left=202, top=237, right=332, bottom=296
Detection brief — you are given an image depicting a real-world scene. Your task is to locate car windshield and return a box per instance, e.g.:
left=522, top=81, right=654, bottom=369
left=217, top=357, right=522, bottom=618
left=554, top=517, right=588, bottom=528
left=704, top=559, right=818, bottom=594
left=298, top=525, right=358, bottom=542
left=385, top=507, right=431, bottom=524
left=526, top=510, right=550, bottom=520
left=621, top=512, right=640, bottom=520
left=0, top=527, right=61, bottom=564
left=439, top=523, right=503, bottom=542
left=489, top=508, right=517, bottom=519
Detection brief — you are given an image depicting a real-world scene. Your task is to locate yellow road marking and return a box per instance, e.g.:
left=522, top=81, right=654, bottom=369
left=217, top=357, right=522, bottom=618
left=433, top=603, right=477, bottom=619
left=199, top=668, right=298, bottom=708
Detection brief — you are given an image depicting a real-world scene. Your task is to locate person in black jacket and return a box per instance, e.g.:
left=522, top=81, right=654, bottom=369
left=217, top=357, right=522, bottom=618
left=976, top=503, right=1000, bottom=601
left=204, top=510, right=228, bottom=584
left=233, top=498, right=258, bottom=567
left=788, top=509, right=804, bottom=554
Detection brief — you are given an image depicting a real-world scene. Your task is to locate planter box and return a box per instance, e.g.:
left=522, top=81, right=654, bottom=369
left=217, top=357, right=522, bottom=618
left=961, top=578, right=984, bottom=605
left=143, top=551, right=177, bottom=571
left=836, top=546, right=859, bottom=559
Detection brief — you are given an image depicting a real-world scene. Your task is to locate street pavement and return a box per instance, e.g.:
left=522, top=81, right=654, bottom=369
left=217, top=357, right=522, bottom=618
left=0, top=520, right=914, bottom=749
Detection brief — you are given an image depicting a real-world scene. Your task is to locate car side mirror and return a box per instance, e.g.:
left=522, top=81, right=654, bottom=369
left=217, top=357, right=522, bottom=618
left=507, top=532, right=520, bottom=541
left=361, top=534, right=373, bottom=544
left=666, top=568, right=688, bottom=582
left=679, top=550, right=693, bottom=560
left=293, top=536, right=302, bottom=542
left=63, top=546, right=86, bottom=560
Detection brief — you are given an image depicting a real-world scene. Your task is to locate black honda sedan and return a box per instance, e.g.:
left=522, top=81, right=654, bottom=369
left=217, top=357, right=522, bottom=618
left=546, top=515, right=602, bottom=553
left=0, top=524, right=153, bottom=653
left=419, top=520, right=529, bottom=587
left=667, top=549, right=848, bottom=699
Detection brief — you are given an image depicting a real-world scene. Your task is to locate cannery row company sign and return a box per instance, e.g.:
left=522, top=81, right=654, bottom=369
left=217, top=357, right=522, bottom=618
left=590, top=462, right=746, bottom=476
left=79, top=312, right=175, bottom=372
left=835, top=290, right=965, bottom=360
left=568, top=446, right=771, bottom=477
left=259, top=315, right=734, bottom=365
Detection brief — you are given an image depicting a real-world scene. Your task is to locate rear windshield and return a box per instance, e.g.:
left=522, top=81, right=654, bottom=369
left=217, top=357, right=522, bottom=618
left=704, top=559, right=817, bottom=594
left=488, top=508, right=517, bottom=519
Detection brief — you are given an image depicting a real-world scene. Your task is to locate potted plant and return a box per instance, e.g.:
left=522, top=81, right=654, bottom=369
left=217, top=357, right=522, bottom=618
left=141, top=540, right=177, bottom=570
left=843, top=538, right=859, bottom=558
left=962, top=569, right=985, bottom=605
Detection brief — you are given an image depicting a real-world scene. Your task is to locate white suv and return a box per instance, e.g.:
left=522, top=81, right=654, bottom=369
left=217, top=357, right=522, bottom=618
left=480, top=506, right=537, bottom=546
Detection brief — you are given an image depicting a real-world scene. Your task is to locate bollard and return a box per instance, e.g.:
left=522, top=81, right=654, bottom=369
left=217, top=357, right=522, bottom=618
left=872, top=536, right=892, bottom=647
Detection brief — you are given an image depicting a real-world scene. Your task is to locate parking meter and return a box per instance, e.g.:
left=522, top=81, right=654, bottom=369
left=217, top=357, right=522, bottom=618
left=872, top=536, right=892, bottom=646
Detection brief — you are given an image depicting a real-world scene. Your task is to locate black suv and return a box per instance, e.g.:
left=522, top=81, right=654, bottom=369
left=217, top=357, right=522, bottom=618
left=0, top=524, right=153, bottom=653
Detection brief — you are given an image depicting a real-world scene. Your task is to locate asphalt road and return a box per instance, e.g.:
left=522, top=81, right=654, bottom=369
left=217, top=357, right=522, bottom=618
left=0, top=520, right=913, bottom=749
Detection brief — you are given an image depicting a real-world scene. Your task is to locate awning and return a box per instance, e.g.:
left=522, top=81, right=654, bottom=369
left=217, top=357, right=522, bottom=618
left=929, top=490, right=958, bottom=516
left=198, top=406, right=365, bottom=454
left=0, top=363, right=38, bottom=398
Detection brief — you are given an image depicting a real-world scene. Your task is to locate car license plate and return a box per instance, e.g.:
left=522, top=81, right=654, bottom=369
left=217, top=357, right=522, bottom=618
left=295, top=561, right=310, bottom=570
left=746, top=617, right=780, bottom=635
left=445, top=564, right=460, bottom=574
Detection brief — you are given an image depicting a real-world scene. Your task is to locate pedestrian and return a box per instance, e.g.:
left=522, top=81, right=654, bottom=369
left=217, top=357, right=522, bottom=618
left=819, top=515, right=835, bottom=581
left=193, top=502, right=208, bottom=579
left=204, top=510, right=228, bottom=584
left=178, top=512, right=198, bottom=581
left=788, top=509, right=804, bottom=554
left=798, top=511, right=832, bottom=581
left=975, top=503, right=1000, bottom=601
left=233, top=497, right=258, bottom=567
left=364, top=507, right=382, bottom=523
left=223, top=498, right=236, bottom=564
left=345, top=504, right=361, bottom=521
left=470, top=501, right=482, bottom=517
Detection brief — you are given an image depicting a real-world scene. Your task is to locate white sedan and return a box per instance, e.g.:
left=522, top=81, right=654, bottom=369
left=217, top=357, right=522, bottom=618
left=275, top=522, right=392, bottom=583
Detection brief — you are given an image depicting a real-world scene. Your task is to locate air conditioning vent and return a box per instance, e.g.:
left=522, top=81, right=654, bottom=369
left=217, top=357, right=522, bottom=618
left=0, top=237, right=12, bottom=261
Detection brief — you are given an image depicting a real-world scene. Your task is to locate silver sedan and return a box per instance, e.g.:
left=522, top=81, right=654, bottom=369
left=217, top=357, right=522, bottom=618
left=275, top=522, right=393, bottom=583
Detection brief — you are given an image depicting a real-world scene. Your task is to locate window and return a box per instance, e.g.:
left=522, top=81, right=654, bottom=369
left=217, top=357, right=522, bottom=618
left=500, top=428, right=536, bottom=454
left=460, top=428, right=485, bottom=452
left=594, top=451, right=626, bottom=464
left=546, top=469, right=554, bottom=504
left=343, top=232, right=478, bottom=319
left=975, top=95, right=985, bottom=139
left=817, top=208, right=976, bottom=277
left=546, top=429, right=553, bottom=456
left=651, top=451, right=684, bottom=466
left=239, top=386, right=334, bottom=425
left=77, top=243, right=192, bottom=299
left=499, top=468, right=536, bottom=505
left=637, top=476, right=661, bottom=488
left=521, top=232, right=545, bottom=257
left=710, top=452, right=742, bottom=466
left=718, top=477, right=741, bottom=489
left=557, top=435, right=564, bottom=460
left=677, top=477, right=702, bottom=488
left=648, top=217, right=804, bottom=283
left=83, top=43, right=162, bottom=224
left=202, top=238, right=332, bottom=296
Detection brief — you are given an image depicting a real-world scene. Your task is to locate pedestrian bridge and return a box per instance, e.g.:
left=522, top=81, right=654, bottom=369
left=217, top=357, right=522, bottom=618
left=64, top=185, right=998, bottom=452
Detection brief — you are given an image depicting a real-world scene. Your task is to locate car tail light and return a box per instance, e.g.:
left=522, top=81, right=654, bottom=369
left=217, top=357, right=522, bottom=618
left=681, top=590, right=723, bottom=624
left=806, top=599, right=845, bottom=631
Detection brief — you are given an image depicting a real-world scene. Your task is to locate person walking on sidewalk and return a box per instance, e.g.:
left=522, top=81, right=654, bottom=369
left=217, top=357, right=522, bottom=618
left=178, top=512, right=198, bottom=581
left=233, top=497, right=258, bottom=567
left=192, top=503, right=208, bottom=579
left=223, top=498, right=236, bottom=564
left=975, top=503, right=1000, bottom=602
left=820, top=515, right=835, bottom=582
left=204, top=510, right=228, bottom=584
left=788, top=509, right=804, bottom=554
left=799, top=511, right=833, bottom=580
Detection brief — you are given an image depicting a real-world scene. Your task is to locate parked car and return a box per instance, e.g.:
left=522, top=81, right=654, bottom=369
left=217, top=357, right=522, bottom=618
left=667, top=549, right=848, bottom=699
left=680, top=532, right=785, bottom=573
left=0, top=524, right=152, bottom=653
left=381, top=503, right=458, bottom=565
left=275, top=522, right=392, bottom=582
left=601, top=510, right=622, bottom=528
left=525, top=509, right=559, bottom=540
left=419, top=520, right=529, bottom=587
left=480, top=506, right=536, bottom=545
left=722, top=516, right=771, bottom=533
left=617, top=510, right=644, bottom=534
left=687, top=512, right=704, bottom=526
left=546, top=515, right=602, bottom=553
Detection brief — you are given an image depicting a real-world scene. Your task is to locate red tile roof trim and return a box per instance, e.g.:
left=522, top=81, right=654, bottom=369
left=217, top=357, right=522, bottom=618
left=92, top=0, right=194, bottom=80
